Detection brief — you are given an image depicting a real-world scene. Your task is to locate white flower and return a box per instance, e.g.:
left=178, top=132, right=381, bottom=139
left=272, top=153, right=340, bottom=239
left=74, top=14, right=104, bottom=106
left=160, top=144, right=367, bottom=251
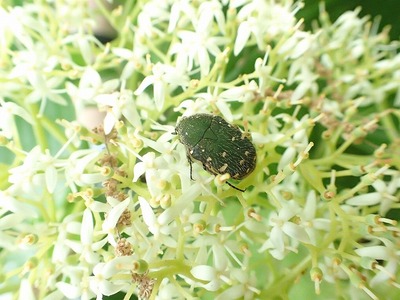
left=54, top=264, right=95, bottom=300
left=89, top=257, right=133, bottom=299
left=355, top=238, right=399, bottom=286
left=219, top=80, right=260, bottom=104
left=134, top=63, right=189, bottom=111
left=276, top=115, right=310, bottom=171
left=95, top=88, right=142, bottom=134
left=0, top=190, right=39, bottom=219
left=192, top=92, right=233, bottom=122
left=232, top=0, right=297, bottom=55
left=139, top=196, right=159, bottom=236
left=8, top=146, right=60, bottom=196
left=139, top=187, right=199, bottom=240
left=0, top=212, right=26, bottom=250
left=133, top=152, right=176, bottom=198
left=167, top=0, right=196, bottom=33
left=24, top=70, right=67, bottom=115
left=287, top=62, right=318, bottom=103
left=56, top=281, right=86, bottom=300
left=66, top=67, right=119, bottom=107
left=9, top=42, right=59, bottom=80
left=64, top=208, right=107, bottom=264
left=136, top=1, right=170, bottom=38
left=52, top=1, right=91, bottom=33
left=299, top=191, right=331, bottom=245
left=0, top=99, right=33, bottom=139
left=278, top=31, right=316, bottom=60
left=102, top=197, right=131, bottom=245
left=18, top=279, right=36, bottom=300
left=174, top=98, right=210, bottom=116
left=215, top=269, right=259, bottom=300
left=198, top=0, right=226, bottom=34
left=112, top=47, right=147, bottom=81
left=260, top=200, right=311, bottom=260
left=318, top=255, right=348, bottom=284
left=171, top=25, right=228, bottom=76
left=346, top=178, right=399, bottom=215
left=52, top=213, right=82, bottom=265
left=63, top=149, right=106, bottom=193
left=156, top=278, right=184, bottom=300
left=190, top=265, right=222, bottom=291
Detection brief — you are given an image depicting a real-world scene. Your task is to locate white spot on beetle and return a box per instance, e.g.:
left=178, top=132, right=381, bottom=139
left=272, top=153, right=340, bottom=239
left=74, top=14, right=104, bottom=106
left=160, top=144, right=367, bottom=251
left=219, top=163, right=228, bottom=173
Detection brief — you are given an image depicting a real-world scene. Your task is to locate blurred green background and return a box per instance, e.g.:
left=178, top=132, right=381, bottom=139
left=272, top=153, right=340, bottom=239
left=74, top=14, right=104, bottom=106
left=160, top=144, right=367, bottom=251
left=299, top=0, right=400, bottom=40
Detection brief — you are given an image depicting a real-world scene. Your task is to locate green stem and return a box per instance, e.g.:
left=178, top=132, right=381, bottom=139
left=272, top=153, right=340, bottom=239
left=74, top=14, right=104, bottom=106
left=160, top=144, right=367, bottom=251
left=29, top=104, right=48, bottom=151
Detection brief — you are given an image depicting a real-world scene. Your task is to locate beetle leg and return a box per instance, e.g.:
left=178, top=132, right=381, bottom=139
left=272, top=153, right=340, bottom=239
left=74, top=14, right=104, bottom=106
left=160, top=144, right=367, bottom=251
left=187, top=155, right=194, bottom=180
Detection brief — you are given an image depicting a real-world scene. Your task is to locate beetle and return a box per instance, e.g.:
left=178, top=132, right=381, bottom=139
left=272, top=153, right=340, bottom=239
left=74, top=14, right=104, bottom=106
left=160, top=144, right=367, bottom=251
left=175, top=113, right=256, bottom=191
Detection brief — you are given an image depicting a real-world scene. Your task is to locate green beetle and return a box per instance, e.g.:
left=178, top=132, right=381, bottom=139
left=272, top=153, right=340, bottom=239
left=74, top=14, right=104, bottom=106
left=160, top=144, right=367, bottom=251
left=175, top=113, right=256, bottom=191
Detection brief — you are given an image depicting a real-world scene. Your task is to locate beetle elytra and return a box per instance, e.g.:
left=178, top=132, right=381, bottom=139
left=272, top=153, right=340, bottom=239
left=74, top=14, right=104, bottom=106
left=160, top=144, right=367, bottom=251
left=175, top=113, right=256, bottom=191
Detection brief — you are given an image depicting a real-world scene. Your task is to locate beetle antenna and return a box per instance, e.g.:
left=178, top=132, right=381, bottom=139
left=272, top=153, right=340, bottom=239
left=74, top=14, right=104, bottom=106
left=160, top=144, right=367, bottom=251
left=226, top=181, right=245, bottom=192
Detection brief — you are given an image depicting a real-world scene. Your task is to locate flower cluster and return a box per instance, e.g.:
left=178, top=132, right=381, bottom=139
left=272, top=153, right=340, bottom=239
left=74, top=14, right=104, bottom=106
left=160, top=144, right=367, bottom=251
left=1, top=1, right=399, bottom=299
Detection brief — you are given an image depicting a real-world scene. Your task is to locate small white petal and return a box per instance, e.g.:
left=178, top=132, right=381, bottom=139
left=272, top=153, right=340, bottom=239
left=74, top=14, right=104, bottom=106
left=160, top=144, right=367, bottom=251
left=98, top=280, right=123, bottom=296
left=78, top=39, right=93, bottom=65
left=81, top=209, right=94, bottom=245
left=103, top=111, right=116, bottom=135
left=278, top=147, right=296, bottom=171
left=269, top=226, right=285, bottom=253
left=198, top=47, right=210, bottom=75
left=234, top=21, right=251, bottom=56
left=92, top=237, right=109, bottom=251
left=355, top=246, right=390, bottom=260
left=191, top=265, right=216, bottom=281
left=282, top=222, right=311, bottom=244
left=346, top=193, right=381, bottom=206
left=134, top=75, right=155, bottom=95
left=215, top=285, right=244, bottom=300
left=153, top=81, right=165, bottom=111
left=212, top=244, right=228, bottom=270
left=56, top=282, right=81, bottom=299
left=139, top=197, right=157, bottom=234
left=219, top=86, right=246, bottom=99
left=45, top=166, right=57, bottom=193
left=102, top=197, right=130, bottom=231
left=80, top=173, right=107, bottom=185
left=102, top=256, right=134, bottom=277
left=112, top=47, right=133, bottom=59
left=216, top=101, right=233, bottom=123
left=121, top=61, right=136, bottom=81
left=0, top=213, right=25, bottom=229
left=303, top=190, right=317, bottom=220
left=19, top=279, right=36, bottom=300
left=291, top=80, right=311, bottom=103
